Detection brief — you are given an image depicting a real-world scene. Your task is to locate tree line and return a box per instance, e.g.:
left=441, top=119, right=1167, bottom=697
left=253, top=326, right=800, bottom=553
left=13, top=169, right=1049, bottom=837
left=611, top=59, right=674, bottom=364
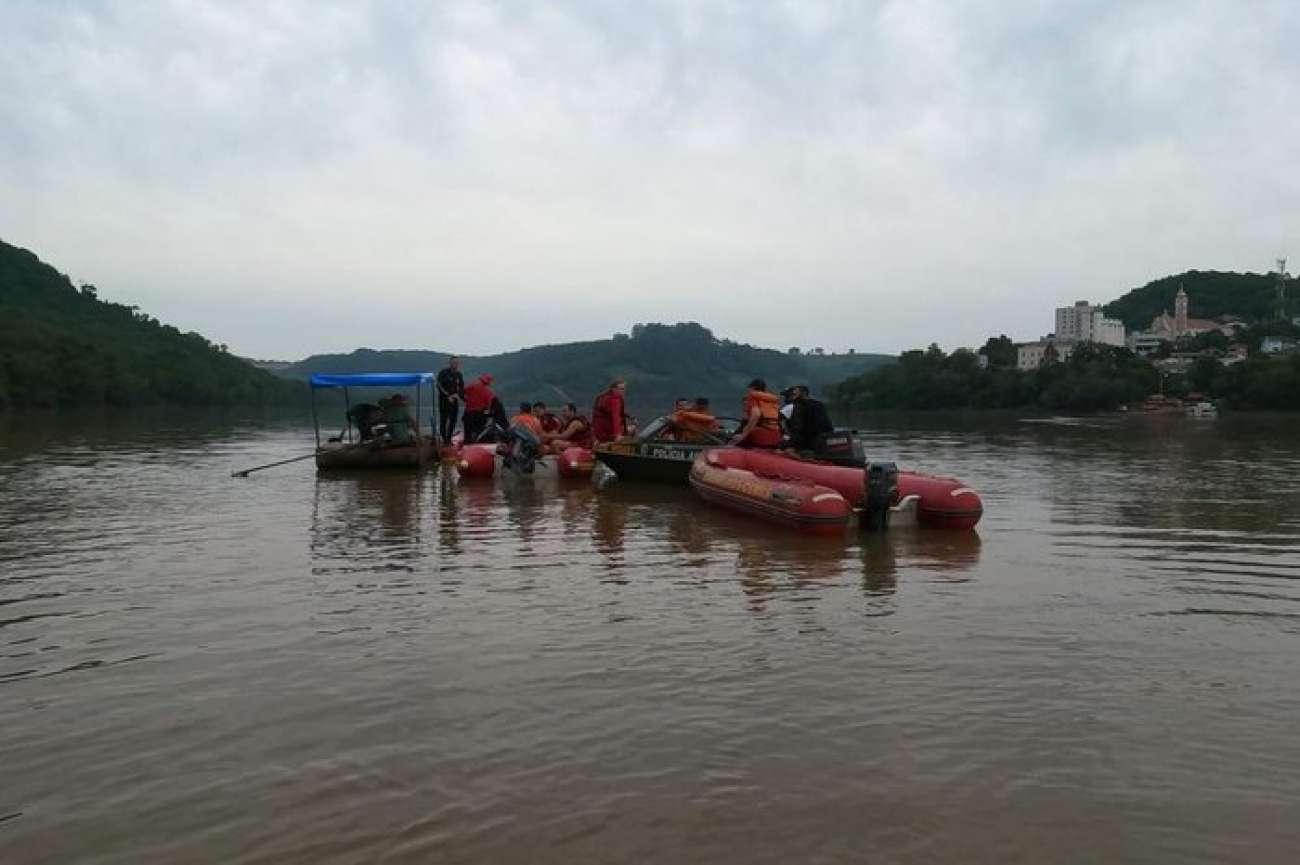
left=0, top=240, right=303, bottom=409
left=832, top=338, right=1299, bottom=412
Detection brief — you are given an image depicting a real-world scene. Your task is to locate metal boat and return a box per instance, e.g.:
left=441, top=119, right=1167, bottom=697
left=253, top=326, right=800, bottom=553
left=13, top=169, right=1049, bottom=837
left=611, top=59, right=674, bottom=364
left=593, top=415, right=740, bottom=483
left=310, top=372, right=438, bottom=470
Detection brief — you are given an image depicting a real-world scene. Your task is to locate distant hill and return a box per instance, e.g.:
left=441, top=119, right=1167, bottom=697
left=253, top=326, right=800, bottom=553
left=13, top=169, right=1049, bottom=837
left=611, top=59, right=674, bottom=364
left=0, top=240, right=303, bottom=409
left=281, top=322, right=894, bottom=415
left=1103, top=270, right=1296, bottom=332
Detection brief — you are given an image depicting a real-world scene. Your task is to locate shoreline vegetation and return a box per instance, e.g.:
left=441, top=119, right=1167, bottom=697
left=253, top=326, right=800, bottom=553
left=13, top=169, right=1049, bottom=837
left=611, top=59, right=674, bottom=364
left=833, top=340, right=1300, bottom=414
left=0, top=240, right=302, bottom=410
left=3, top=238, right=1297, bottom=414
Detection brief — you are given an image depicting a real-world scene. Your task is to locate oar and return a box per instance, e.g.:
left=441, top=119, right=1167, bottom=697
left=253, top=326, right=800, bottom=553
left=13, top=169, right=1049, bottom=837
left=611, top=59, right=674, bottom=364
left=231, top=452, right=317, bottom=478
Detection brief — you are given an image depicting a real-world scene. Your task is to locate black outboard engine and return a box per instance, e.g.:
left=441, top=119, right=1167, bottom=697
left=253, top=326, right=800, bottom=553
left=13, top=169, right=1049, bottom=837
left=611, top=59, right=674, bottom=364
left=813, top=430, right=867, bottom=467
left=861, top=461, right=899, bottom=531
left=503, top=425, right=542, bottom=474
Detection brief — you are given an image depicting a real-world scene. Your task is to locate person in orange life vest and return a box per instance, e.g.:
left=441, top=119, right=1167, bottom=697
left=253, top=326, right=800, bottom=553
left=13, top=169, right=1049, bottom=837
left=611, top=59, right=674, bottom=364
left=462, top=374, right=496, bottom=443
left=511, top=402, right=544, bottom=438
left=546, top=403, right=594, bottom=449
left=670, top=396, right=721, bottom=443
left=592, top=379, right=630, bottom=443
left=731, top=378, right=782, bottom=448
left=661, top=397, right=690, bottom=440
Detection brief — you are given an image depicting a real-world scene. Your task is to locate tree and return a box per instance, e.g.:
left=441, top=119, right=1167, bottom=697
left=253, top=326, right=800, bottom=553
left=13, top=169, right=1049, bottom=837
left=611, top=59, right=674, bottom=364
left=979, top=335, right=1017, bottom=368
left=1188, top=356, right=1221, bottom=393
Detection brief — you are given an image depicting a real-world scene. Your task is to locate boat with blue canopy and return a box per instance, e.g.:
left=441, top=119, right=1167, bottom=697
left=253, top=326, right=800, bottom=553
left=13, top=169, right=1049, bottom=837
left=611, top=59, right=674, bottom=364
left=310, top=372, right=438, bottom=470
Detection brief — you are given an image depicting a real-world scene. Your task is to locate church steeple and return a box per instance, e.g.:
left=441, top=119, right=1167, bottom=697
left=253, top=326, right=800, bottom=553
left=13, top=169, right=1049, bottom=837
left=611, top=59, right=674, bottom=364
left=1174, top=285, right=1188, bottom=336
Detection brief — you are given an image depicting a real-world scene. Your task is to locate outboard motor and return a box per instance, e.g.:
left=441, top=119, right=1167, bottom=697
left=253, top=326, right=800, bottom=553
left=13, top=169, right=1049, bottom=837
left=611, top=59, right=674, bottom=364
left=861, top=461, right=899, bottom=531
left=814, top=430, right=867, bottom=467
left=503, top=425, right=542, bottom=474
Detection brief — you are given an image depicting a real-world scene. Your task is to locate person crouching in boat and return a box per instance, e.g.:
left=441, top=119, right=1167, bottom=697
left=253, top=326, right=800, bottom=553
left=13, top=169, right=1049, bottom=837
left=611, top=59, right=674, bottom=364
left=730, top=379, right=782, bottom=448
left=380, top=394, right=414, bottom=445
left=670, top=397, right=722, bottom=443
left=545, top=402, right=593, bottom=451
left=592, top=379, right=631, bottom=443
left=462, top=374, right=496, bottom=443
left=346, top=402, right=383, bottom=442
left=783, top=384, right=834, bottom=453
left=497, top=402, right=543, bottom=472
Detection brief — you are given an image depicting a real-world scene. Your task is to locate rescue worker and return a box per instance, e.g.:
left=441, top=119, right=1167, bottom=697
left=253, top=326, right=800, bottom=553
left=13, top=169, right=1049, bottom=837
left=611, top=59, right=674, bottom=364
left=731, top=378, right=782, bottom=448
left=670, top=397, right=721, bottom=443
left=592, top=379, right=630, bottom=443
left=547, top=402, right=593, bottom=449
left=532, top=401, right=562, bottom=435
left=462, top=373, right=496, bottom=443
left=785, top=384, right=835, bottom=452
left=380, top=393, right=414, bottom=445
left=436, top=355, right=465, bottom=445
left=511, top=402, right=544, bottom=437
left=346, top=402, right=383, bottom=442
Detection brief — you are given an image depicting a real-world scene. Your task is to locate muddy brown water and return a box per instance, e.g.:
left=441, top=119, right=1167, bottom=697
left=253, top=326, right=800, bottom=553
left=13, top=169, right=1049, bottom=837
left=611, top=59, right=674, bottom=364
left=2, top=412, right=1299, bottom=864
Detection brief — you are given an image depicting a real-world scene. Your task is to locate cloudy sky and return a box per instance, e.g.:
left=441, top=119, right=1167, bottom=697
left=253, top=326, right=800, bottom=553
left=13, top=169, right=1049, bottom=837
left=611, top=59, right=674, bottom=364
left=3, top=1, right=1298, bottom=359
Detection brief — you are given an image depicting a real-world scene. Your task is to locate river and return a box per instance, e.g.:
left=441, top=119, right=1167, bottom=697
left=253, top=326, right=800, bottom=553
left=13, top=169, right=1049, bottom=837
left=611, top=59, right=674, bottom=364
left=2, top=411, right=1298, bottom=864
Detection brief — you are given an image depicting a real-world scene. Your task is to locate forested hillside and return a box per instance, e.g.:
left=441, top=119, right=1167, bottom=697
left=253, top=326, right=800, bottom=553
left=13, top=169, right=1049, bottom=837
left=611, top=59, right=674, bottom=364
left=1103, top=270, right=1295, bottom=331
left=284, top=322, right=893, bottom=414
left=0, top=240, right=302, bottom=409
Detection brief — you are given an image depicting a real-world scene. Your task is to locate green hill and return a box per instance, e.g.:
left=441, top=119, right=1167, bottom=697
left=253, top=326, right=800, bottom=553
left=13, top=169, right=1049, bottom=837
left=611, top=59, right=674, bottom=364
left=0, top=240, right=303, bottom=409
left=282, top=322, right=893, bottom=416
left=1103, top=269, right=1296, bottom=332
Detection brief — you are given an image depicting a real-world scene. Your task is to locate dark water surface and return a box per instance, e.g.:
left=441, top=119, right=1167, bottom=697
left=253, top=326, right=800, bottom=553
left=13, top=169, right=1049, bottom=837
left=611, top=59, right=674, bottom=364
left=2, top=412, right=1299, bottom=864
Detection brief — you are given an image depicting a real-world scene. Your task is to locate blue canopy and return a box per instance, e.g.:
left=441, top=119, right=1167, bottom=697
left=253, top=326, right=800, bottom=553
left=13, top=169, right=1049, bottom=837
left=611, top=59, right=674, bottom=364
left=310, top=372, right=434, bottom=389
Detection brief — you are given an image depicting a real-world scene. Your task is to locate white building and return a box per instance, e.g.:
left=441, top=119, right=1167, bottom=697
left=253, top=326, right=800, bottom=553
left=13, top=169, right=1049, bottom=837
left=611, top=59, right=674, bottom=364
left=1127, top=331, right=1166, bottom=358
left=1017, top=340, right=1076, bottom=371
left=1055, top=301, right=1126, bottom=346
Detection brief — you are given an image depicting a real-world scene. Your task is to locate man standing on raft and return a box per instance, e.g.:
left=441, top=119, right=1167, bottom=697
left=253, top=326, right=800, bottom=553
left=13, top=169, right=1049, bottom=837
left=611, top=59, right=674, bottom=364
left=436, top=355, right=465, bottom=445
left=592, top=379, right=631, bottom=443
left=731, top=378, right=782, bottom=448
left=462, top=373, right=496, bottom=443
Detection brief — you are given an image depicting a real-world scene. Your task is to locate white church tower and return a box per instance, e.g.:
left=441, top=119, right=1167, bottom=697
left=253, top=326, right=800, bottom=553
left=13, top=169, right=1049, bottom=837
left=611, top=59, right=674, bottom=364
left=1174, top=286, right=1188, bottom=336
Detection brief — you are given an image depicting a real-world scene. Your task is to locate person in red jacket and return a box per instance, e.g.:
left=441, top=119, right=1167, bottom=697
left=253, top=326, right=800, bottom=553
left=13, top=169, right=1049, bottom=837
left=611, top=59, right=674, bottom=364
left=462, top=374, right=496, bottom=443
left=591, top=379, right=629, bottom=443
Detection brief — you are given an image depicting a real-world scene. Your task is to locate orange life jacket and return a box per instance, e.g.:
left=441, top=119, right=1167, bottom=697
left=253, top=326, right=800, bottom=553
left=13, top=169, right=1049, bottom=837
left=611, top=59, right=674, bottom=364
left=742, top=390, right=782, bottom=446
left=511, top=413, right=543, bottom=436
left=671, top=409, right=720, bottom=441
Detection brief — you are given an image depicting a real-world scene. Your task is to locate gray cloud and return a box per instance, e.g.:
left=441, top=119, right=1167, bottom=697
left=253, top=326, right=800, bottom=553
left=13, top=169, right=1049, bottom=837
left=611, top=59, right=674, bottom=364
left=3, top=0, right=1298, bottom=358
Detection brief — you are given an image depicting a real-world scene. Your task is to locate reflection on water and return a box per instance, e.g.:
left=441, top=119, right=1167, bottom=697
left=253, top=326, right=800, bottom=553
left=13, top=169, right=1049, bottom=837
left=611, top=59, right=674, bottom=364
left=2, top=412, right=1300, bottom=864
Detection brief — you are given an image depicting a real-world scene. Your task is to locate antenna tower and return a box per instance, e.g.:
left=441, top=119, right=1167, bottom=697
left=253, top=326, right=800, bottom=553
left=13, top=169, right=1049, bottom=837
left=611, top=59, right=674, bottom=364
left=1277, top=257, right=1289, bottom=322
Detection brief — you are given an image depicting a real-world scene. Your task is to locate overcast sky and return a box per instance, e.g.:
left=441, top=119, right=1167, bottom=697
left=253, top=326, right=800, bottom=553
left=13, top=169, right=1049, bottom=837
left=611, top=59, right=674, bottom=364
left=3, top=1, right=1298, bottom=359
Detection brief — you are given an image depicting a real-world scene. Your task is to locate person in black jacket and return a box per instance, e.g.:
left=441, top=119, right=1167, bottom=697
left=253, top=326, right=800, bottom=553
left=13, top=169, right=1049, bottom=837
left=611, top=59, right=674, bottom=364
left=436, top=356, right=465, bottom=444
left=785, top=385, right=834, bottom=452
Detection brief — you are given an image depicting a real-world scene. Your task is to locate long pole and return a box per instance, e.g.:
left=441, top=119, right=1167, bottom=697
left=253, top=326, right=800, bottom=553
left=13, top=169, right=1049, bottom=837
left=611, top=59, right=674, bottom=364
left=343, top=387, right=353, bottom=443
left=232, top=453, right=317, bottom=478
left=311, top=387, right=320, bottom=449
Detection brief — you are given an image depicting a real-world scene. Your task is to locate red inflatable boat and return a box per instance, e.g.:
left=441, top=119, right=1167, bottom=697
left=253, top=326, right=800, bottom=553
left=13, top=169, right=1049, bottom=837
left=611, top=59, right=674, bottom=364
left=446, top=443, right=596, bottom=480
left=699, top=448, right=983, bottom=530
left=689, top=450, right=852, bottom=533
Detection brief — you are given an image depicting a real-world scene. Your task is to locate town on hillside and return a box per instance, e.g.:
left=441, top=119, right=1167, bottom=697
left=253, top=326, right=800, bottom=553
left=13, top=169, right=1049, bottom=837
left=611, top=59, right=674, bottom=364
left=1001, top=260, right=1298, bottom=381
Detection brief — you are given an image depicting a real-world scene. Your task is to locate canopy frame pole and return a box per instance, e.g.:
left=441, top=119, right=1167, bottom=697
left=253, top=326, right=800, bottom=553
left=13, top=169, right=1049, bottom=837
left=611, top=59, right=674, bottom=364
left=343, top=387, right=353, bottom=444
left=311, top=387, right=320, bottom=449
